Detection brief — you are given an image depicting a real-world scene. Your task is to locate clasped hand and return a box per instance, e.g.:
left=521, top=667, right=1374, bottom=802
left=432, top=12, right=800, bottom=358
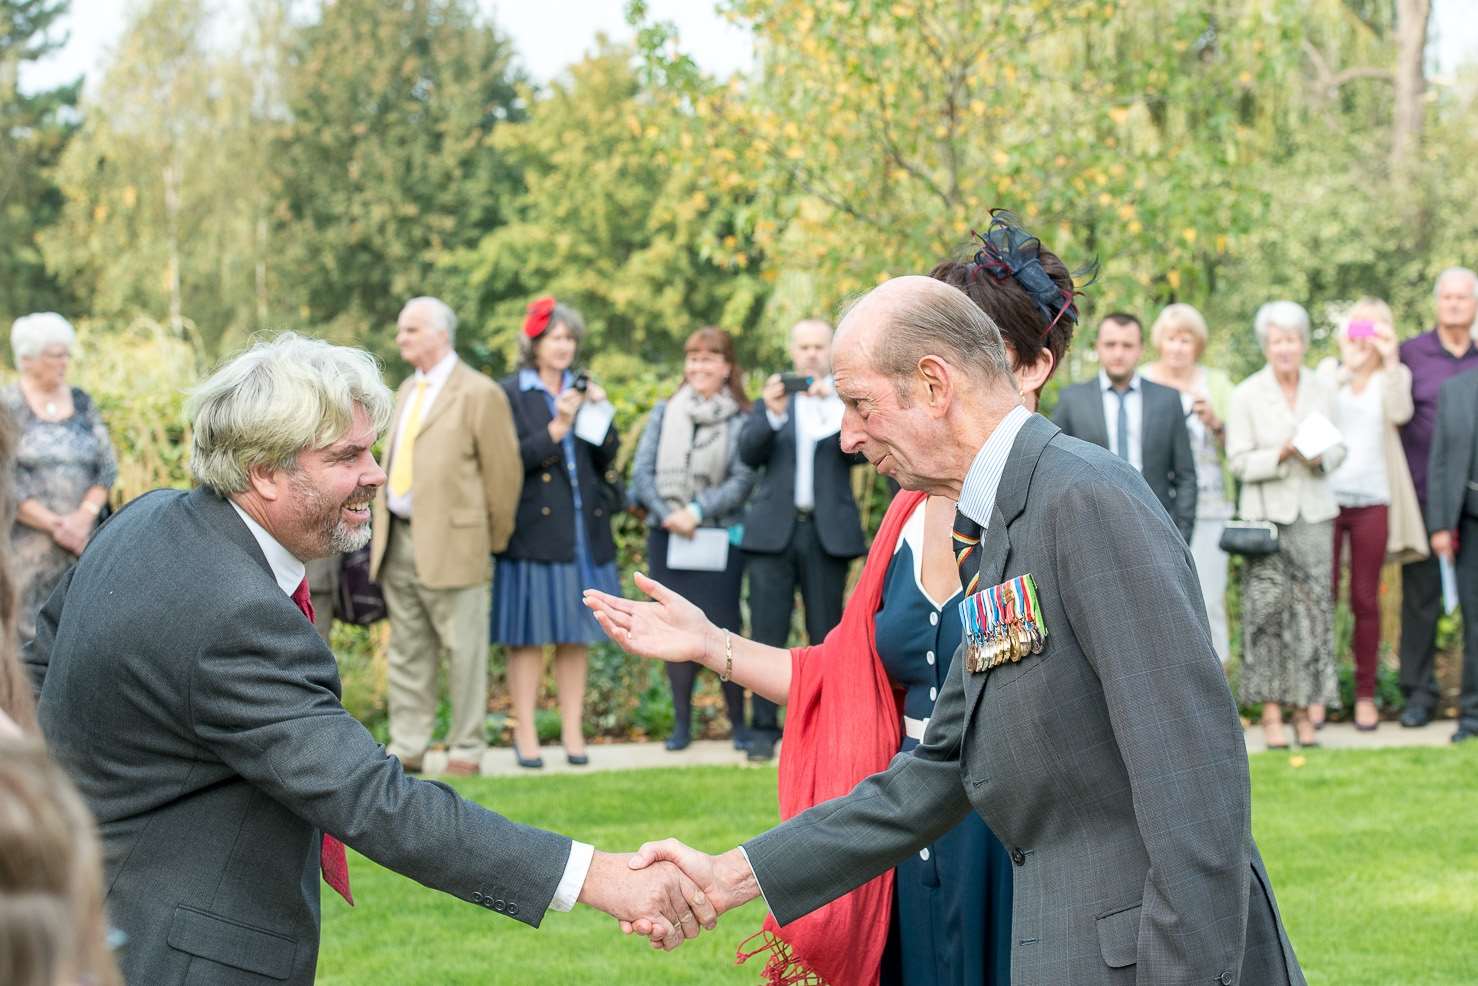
left=577, top=850, right=717, bottom=951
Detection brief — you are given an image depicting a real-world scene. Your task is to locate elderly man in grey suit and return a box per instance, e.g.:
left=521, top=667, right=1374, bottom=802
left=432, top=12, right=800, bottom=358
left=1054, top=312, right=1198, bottom=542
left=24, top=335, right=713, bottom=985
left=622, top=277, right=1304, bottom=984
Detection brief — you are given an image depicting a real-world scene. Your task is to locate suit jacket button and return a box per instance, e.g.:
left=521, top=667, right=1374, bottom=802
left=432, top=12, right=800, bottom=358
left=541, top=507, right=552, bottom=516
left=1219, top=974, right=1232, bottom=986
left=472, top=892, right=483, bottom=903
left=594, top=508, right=604, bottom=517
left=542, top=473, right=552, bottom=483
left=483, top=898, right=495, bottom=909
left=1010, top=848, right=1026, bottom=866
left=494, top=899, right=506, bottom=911
left=507, top=902, right=519, bottom=916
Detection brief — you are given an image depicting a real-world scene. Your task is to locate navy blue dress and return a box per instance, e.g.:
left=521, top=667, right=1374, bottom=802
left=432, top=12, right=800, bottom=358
left=874, top=507, right=1013, bottom=986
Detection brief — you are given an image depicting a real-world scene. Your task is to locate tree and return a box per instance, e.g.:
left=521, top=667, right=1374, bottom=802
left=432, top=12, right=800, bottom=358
left=0, top=0, right=78, bottom=321
left=271, top=0, right=527, bottom=361
left=441, top=42, right=770, bottom=378
left=39, top=0, right=285, bottom=358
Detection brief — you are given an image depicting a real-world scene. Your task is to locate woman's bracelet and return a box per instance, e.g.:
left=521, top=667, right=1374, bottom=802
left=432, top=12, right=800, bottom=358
left=719, top=628, right=734, bottom=683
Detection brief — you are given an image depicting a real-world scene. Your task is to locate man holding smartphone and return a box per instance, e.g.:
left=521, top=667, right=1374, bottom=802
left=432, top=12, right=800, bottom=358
left=736, top=319, right=867, bottom=761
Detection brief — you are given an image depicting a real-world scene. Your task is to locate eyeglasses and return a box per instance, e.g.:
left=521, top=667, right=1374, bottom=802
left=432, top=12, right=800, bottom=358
left=37, top=347, right=71, bottom=361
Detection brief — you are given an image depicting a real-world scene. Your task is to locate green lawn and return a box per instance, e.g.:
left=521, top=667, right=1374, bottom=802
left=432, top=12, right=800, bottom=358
left=319, top=747, right=1477, bottom=985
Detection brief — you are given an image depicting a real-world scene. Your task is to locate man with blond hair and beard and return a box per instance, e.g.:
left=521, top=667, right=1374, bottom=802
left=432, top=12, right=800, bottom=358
left=24, top=334, right=715, bottom=986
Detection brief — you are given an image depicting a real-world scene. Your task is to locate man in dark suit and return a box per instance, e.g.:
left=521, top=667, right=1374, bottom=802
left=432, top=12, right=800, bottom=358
left=627, top=278, right=1304, bottom=984
left=737, top=319, right=867, bottom=761
left=1422, top=366, right=1478, bottom=742
left=24, top=335, right=712, bottom=985
left=1054, top=312, right=1198, bottom=541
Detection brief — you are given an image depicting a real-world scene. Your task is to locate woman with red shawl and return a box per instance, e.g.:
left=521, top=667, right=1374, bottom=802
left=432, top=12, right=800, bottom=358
left=588, top=215, right=1084, bottom=986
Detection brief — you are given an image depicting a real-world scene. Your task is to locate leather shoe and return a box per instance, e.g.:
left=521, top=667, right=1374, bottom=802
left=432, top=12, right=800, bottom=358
left=1452, top=725, right=1478, bottom=743
left=664, top=731, right=691, bottom=752
left=566, top=753, right=590, bottom=766
left=446, top=758, right=482, bottom=776
left=1399, top=706, right=1432, bottom=729
left=746, top=735, right=775, bottom=762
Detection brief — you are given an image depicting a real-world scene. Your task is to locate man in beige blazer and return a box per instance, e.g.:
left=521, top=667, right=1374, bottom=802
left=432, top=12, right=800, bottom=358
left=371, top=297, right=522, bottom=774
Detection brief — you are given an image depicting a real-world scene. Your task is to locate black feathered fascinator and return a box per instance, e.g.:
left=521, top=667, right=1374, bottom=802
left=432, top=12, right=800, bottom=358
left=969, top=209, right=1097, bottom=338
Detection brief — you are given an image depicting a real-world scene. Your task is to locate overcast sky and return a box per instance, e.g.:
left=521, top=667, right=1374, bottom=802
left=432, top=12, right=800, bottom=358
left=16, top=0, right=1478, bottom=96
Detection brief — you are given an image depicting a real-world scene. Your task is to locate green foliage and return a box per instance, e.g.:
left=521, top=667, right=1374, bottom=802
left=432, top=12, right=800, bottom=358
left=272, top=0, right=527, bottom=365
left=0, top=0, right=77, bottom=319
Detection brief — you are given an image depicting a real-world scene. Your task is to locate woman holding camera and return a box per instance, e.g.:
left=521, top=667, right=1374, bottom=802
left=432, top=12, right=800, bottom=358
left=493, top=298, right=621, bottom=768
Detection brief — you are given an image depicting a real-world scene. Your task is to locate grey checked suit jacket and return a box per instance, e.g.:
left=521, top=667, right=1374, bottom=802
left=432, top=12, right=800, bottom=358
left=1053, top=376, right=1198, bottom=542
left=743, top=415, right=1304, bottom=986
left=26, top=488, right=571, bottom=986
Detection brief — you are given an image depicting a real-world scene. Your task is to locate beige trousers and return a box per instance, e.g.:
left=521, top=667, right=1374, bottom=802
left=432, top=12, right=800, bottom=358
left=380, top=519, right=490, bottom=763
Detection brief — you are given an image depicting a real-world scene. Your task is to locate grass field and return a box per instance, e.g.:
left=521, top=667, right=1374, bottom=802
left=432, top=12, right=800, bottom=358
left=318, top=746, right=1477, bottom=986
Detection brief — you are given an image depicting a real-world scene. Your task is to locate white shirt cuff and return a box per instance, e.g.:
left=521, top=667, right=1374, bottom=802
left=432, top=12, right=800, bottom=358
left=766, top=409, right=789, bottom=430
left=550, top=840, right=595, bottom=912
left=735, top=845, right=776, bottom=916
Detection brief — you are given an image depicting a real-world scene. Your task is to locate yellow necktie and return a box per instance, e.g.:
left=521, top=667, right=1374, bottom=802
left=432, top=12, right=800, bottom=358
left=389, top=380, right=428, bottom=498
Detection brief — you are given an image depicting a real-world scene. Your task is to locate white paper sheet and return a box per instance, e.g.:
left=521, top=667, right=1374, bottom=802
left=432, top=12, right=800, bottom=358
left=574, top=399, right=615, bottom=446
left=665, top=527, right=730, bottom=572
left=1291, top=412, right=1342, bottom=462
left=1440, top=555, right=1460, bottom=615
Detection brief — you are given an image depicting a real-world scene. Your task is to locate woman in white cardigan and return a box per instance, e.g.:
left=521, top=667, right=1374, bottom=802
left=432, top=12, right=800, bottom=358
left=1315, top=298, right=1428, bottom=731
left=1227, top=301, right=1346, bottom=748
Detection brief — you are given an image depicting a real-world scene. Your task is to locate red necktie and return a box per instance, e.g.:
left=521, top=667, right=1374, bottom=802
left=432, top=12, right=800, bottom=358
left=291, top=578, right=355, bottom=906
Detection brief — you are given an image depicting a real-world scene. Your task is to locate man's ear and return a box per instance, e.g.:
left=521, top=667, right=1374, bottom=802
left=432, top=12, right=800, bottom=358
left=247, top=461, right=286, bottom=502
left=916, top=355, right=953, bottom=418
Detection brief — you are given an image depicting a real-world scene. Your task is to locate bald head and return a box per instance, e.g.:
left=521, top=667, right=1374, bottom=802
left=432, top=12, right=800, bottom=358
left=837, top=275, right=1013, bottom=398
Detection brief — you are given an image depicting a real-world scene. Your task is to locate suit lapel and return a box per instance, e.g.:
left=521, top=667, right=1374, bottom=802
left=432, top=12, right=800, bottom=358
left=416, top=362, right=464, bottom=436
left=1083, top=383, right=1111, bottom=449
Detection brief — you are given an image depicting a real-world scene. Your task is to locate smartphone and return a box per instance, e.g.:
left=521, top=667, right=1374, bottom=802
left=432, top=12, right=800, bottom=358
left=1347, top=320, right=1376, bottom=340
left=779, top=372, right=814, bottom=395
left=572, top=371, right=591, bottom=393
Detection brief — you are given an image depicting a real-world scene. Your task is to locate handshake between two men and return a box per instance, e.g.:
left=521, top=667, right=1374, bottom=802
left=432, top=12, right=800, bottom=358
left=579, top=840, right=757, bottom=950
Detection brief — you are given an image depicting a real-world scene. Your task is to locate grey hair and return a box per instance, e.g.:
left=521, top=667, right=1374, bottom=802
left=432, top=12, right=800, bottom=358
left=868, top=281, right=1012, bottom=398
left=1253, top=300, right=1310, bottom=349
left=400, top=296, right=457, bottom=345
left=1435, top=267, right=1478, bottom=299
left=186, top=333, right=393, bottom=495
left=517, top=303, right=585, bottom=369
left=10, top=313, right=76, bottom=363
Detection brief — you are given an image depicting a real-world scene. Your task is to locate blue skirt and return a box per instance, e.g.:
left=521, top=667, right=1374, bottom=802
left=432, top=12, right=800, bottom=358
left=491, top=552, right=620, bottom=647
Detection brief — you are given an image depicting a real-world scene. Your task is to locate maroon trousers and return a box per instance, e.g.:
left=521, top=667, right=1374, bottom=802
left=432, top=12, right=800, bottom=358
left=1332, top=504, right=1389, bottom=700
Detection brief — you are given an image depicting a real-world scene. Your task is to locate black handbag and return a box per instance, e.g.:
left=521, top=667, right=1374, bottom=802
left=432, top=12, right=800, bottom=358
left=334, top=545, right=388, bottom=625
left=1218, top=480, right=1280, bottom=556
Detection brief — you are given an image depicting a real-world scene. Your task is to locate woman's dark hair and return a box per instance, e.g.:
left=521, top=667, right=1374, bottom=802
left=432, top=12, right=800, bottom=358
left=679, top=327, right=752, bottom=411
left=928, top=214, right=1084, bottom=385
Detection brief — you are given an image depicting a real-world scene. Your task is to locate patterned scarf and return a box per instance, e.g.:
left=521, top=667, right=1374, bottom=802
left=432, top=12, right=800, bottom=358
left=654, top=385, right=739, bottom=512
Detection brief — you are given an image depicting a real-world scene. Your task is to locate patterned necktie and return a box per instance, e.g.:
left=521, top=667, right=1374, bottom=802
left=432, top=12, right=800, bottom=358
left=951, top=508, right=984, bottom=596
left=1112, top=386, right=1131, bottom=461
left=388, top=380, right=428, bottom=498
left=291, top=578, right=355, bottom=906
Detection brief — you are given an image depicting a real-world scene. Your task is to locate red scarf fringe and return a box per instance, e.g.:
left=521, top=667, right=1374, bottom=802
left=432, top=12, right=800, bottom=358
left=737, top=930, right=829, bottom=986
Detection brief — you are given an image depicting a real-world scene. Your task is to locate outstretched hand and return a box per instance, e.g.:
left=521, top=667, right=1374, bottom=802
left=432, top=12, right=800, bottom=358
left=584, top=573, right=712, bottom=666
left=577, top=850, right=717, bottom=951
left=623, top=839, right=761, bottom=946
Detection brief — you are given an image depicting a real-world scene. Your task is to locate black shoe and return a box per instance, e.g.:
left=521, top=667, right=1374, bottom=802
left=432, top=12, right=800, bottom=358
left=732, top=731, right=751, bottom=752
left=665, top=731, right=691, bottom=752
left=1452, top=725, right=1478, bottom=743
left=1399, top=707, right=1432, bottom=729
left=566, top=753, right=590, bottom=766
left=746, top=735, right=775, bottom=762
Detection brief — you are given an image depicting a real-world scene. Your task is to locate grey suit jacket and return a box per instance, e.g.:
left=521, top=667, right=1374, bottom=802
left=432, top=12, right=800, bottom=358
left=743, top=415, right=1304, bottom=985
left=1425, top=368, right=1478, bottom=535
left=26, top=487, right=571, bottom=986
left=1053, top=376, right=1198, bottom=541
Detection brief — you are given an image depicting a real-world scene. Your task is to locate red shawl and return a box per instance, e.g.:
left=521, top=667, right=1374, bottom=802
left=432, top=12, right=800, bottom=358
left=741, top=491, right=924, bottom=986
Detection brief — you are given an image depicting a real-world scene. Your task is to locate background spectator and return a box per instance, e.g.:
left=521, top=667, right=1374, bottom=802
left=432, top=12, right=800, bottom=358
left=1396, top=267, right=1478, bottom=728
left=1143, top=303, right=1235, bottom=661
left=736, top=319, right=865, bottom=763
left=630, top=327, right=756, bottom=751
left=1053, top=312, right=1197, bottom=541
left=495, top=300, right=621, bottom=768
left=4, top=313, right=116, bottom=644
left=1317, top=299, right=1426, bottom=731
left=369, top=297, right=522, bottom=775
left=1227, top=301, right=1345, bottom=748
left=0, top=739, right=122, bottom=986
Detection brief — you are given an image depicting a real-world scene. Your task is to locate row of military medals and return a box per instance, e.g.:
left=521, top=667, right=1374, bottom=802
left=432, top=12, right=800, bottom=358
left=960, top=574, right=1047, bottom=673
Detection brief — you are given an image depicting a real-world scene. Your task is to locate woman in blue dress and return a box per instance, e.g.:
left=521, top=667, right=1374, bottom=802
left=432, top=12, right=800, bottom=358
left=493, top=299, right=621, bottom=768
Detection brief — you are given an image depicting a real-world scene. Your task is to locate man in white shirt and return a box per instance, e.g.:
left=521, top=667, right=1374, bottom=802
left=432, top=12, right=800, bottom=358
left=24, top=334, right=713, bottom=985
left=1053, top=313, right=1197, bottom=540
left=737, top=320, right=867, bottom=760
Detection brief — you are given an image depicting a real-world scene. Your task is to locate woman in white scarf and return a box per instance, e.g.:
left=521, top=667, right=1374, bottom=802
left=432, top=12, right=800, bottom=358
left=631, top=328, right=757, bottom=750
